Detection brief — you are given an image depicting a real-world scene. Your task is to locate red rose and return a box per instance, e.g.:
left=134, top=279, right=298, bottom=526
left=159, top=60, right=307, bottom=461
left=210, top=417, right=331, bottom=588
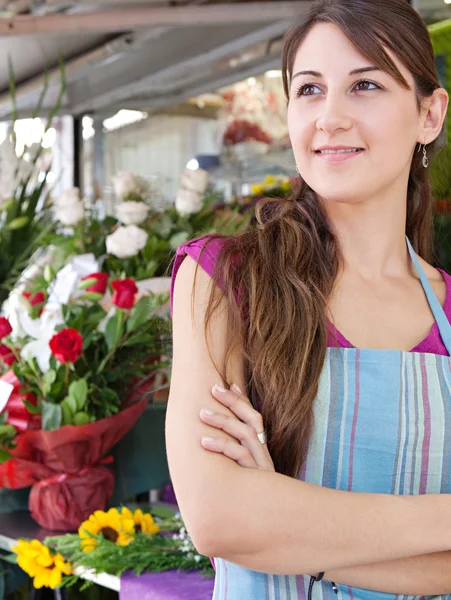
left=111, top=278, right=138, bottom=310
left=22, top=291, right=46, bottom=315
left=0, top=344, right=15, bottom=366
left=82, top=272, right=109, bottom=294
left=49, top=328, right=83, bottom=364
left=0, top=317, right=12, bottom=340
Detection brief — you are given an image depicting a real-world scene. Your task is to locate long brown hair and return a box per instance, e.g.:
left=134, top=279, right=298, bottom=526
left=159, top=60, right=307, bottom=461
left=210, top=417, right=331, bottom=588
left=179, top=0, right=441, bottom=478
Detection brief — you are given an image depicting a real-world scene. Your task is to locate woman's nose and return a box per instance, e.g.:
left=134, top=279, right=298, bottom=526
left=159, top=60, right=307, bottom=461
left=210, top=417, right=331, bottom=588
left=316, top=96, right=353, bottom=134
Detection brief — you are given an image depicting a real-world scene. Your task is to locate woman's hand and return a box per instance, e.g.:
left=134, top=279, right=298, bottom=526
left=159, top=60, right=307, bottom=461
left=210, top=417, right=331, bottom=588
left=199, top=383, right=275, bottom=472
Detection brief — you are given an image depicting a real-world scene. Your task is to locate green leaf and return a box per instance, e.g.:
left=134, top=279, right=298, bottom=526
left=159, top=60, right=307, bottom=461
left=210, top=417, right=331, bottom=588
left=68, top=379, right=88, bottom=411
left=104, top=311, right=124, bottom=351
left=6, top=216, right=30, bottom=230
left=150, top=506, right=177, bottom=519
left=61, top=403, right=73, bottom=426
left=78, top=277, right=98, bottom=290
left=42, top=369, right=57, bottom=394
left=81, top=292, right=104, bottom=302
left=61, top=396, right=77, bottom=416
left=22, top=399, right=40, bottom=415
left=42, top=401, right=62, bottom=431
left=0, top=449, right=12, bottom=464
left=122, top=333, right=154, bottom=347
left=168, top=231, right=190, bottom=249
left=0, top=424, right=15, bottom=437
left=73, top=412, right=90, bottom=426
left=126, top=297, right=152, bottom=333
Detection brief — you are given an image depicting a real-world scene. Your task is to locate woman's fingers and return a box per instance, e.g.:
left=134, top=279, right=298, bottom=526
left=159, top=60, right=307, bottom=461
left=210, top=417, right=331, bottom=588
left=201, top=435, right=257, bottom=468
left=211, top=384, right=264, bottom=438
left=200, top=409, right=273, bottom=470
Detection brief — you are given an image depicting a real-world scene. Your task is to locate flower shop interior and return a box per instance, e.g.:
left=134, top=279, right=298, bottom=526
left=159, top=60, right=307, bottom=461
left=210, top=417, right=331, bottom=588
left=0, top=0, right=450, bottom=598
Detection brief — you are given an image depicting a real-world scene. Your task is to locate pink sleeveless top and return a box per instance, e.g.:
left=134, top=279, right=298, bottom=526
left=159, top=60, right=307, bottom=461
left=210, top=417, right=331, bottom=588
left=170, top=234, right=451, bottom=356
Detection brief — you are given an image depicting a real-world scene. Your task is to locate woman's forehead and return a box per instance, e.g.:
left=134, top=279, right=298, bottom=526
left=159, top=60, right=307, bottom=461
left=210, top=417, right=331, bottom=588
left=290, top=22, right=414, bottom=87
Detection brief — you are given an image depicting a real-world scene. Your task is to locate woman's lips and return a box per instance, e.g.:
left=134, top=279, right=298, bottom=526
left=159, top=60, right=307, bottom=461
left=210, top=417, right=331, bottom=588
left=314, top=148, right=364, bottom=163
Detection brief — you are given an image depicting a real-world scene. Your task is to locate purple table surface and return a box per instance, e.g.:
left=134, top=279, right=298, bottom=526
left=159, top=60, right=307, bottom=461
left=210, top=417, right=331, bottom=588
left=120, top=569, right=215, bottom=600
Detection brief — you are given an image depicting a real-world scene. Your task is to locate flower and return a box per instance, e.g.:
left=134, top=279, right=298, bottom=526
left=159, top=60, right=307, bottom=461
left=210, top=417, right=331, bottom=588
left=78, top=508, right=135, bottom=552
left=112, top=171, right=149, bottom=201
left=0, top=344, right=15, bottom=366
left=105, top=225, right=148, bottom=259
left=111, top=278, right=138, bottom=309
left=175, top=188, right=203, bottom=216
left=0, top=317, right=12, bottom=339
left=81, top=272, right=109, bottom=294
left=49, top=328, right=83, bottom=364
left=53, top=187, right=85, bottom=226
left=19, top=302, right=64, bottom=373
left=250, top=184, right=264, bottom=196
left=23, top=291, right=46, bottom=312
left=12, top=539, right=72, bottom=589
left=121, top=507, right=160, bottom=536
left=116, top=201, right=149, bottom=225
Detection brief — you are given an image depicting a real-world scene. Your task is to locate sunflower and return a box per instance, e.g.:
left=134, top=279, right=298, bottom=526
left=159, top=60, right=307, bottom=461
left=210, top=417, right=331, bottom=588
left=121, top=507, right=160, bottom=536
left=78, top=507, right=135, bottom=553
left=12, top=539, right=72, bottom=589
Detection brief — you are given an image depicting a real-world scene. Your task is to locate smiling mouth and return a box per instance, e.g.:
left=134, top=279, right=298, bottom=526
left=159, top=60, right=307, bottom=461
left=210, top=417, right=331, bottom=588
left=315, top=148, right=363, bottom=154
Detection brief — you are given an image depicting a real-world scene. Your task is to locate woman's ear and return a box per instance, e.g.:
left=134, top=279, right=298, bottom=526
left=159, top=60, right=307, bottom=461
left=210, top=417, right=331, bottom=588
left=421, top=87, right=449, bottom=144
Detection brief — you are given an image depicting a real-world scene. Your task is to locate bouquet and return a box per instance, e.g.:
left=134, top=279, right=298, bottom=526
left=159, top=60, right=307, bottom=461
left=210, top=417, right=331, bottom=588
left=10, top=506, right=213, bottom=590
left=0, top=258, right=171, bottom=530
left=45, top=172, right=251, bottom=283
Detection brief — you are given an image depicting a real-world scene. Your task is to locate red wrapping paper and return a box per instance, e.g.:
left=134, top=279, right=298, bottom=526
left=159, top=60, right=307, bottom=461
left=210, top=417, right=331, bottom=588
left=0, top=398, right=147, bottom=531
left=0, top=371, right=41, bottom=432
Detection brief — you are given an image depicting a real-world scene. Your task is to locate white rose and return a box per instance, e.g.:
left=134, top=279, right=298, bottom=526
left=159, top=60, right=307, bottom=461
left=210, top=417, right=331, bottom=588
left=181, top=168, right=209, bottom=194
left=54, top=200, right=84, bottom=226
left=175, top=188, right=203, bottom=216
left=54, top=187, right=81, bottom=206
left=116, top=201, right=149, bottom=225
left=106, top=225, right=148, bottom=258
left=112, top=171, right=148, bottom=200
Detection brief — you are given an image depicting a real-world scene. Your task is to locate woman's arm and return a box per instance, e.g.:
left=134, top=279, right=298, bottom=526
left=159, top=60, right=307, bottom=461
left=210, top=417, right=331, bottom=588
left=200, top=387, right=451, bottom=594
left=326, top=552, right=451, bottom=595
left=166, top=256, right=451, bottom=576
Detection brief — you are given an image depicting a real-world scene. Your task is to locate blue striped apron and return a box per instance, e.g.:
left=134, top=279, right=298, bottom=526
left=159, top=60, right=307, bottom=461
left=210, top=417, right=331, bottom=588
left=212, top=237, right=451, bottom=600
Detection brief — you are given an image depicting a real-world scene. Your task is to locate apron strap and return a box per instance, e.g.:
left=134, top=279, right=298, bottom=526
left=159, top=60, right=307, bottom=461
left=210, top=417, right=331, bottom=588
left=406, top=236, right=451, bottom=355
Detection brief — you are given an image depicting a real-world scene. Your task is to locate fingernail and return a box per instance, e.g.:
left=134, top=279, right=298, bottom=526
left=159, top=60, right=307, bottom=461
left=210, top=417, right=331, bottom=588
left=200, top=408, right=215, bottom=415
left=231, top=383, right=242, bottom=394
left=213, top=384, right=227, bottom=393
left=202, top=437, right=216, bottom=444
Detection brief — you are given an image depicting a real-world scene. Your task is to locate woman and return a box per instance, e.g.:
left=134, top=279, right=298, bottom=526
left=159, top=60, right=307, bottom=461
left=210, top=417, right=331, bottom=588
left=166, top=0, right=451, bottom=598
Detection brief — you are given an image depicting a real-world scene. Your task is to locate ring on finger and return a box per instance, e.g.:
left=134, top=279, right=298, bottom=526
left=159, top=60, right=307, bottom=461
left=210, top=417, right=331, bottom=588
left=257, top=430, right=267, bottom=445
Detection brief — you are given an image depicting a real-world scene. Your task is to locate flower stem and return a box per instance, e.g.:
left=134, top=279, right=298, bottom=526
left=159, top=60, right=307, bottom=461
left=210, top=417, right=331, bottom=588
left=65, top=363, right=70, bottom=392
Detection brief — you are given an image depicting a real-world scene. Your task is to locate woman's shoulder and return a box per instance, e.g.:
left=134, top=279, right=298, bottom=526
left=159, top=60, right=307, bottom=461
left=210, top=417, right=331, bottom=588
left=169, top=234, right=228, bottom=316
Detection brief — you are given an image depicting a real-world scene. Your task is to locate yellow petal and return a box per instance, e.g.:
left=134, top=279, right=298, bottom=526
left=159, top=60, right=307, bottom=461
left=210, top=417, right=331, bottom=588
left=48, top=567, right=62, bottom=589
left=121, top=507, right=133, bottom=520
left=33, top=570, right=49, bottom=589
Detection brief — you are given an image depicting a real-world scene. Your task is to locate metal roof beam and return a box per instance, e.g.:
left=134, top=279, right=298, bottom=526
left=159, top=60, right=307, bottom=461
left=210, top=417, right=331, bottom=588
left=69, top=20, right=291, bottom=113
left=0, top=2, right=307, bottom=35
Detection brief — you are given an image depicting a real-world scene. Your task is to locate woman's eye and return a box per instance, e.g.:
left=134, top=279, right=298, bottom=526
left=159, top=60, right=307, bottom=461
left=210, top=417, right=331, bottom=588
left=354, top=80, right=380, bottom=92
left=296, top=84, right=321, bottom=97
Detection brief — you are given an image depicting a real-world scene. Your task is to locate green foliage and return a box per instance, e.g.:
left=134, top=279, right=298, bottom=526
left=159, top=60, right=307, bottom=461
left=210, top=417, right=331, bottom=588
left=0, top=56, right=66, bottom=304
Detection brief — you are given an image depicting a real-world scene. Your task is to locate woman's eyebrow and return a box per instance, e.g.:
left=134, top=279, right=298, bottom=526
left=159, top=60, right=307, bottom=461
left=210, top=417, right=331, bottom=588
left=291, top=66, right=380, bottom=81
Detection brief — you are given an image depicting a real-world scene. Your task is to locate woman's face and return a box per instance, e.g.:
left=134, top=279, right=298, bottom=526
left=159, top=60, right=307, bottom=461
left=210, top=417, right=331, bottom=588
left=287, top=23, right=423, bottom=205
